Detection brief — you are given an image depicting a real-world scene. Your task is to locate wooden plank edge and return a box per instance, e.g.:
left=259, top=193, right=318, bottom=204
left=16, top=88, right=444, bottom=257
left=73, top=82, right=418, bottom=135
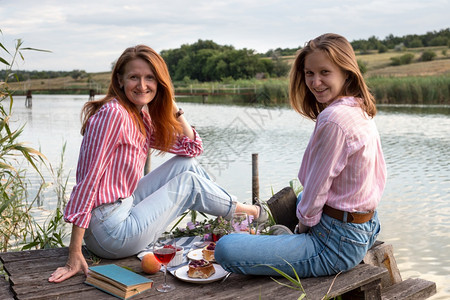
left=0, top=274, right=14, bottom=300
left=328, top=264, right=388, bottom=298
left=381, top=277, right=437, bottom=300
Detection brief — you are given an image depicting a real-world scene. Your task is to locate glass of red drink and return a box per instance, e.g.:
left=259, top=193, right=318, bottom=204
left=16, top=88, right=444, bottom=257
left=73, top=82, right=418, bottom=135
left=212, top=227, right=227, bottom=242
left=153, top=233, right=176, bottom=292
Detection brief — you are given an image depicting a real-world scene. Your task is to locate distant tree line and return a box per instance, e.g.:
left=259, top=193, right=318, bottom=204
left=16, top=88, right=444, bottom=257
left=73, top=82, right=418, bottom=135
left=263, top=47, right=300, bottom=57
left=0, top=69, right=87, bottom=82
left=261, top=28, right=450, bottom=56
left=350, top=28, right=450, bottom=54
left=6, top=28, right=449, bottom=82
left=161, top=39, right=290, bottom=82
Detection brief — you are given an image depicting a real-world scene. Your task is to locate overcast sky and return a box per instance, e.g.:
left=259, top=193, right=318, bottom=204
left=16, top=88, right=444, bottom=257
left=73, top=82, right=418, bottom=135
left=1, top=0, right=449, bottom=73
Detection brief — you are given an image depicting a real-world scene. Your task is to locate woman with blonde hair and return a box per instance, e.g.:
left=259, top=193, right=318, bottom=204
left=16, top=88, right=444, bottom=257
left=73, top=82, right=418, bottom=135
left=215, top=33, right=386, bottom=278
left=49, top=45, right=266, bottom=283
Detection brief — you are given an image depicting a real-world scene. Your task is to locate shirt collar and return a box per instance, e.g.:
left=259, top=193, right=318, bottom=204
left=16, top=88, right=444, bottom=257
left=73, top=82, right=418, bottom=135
left=328, top=96, right=360, bottom=108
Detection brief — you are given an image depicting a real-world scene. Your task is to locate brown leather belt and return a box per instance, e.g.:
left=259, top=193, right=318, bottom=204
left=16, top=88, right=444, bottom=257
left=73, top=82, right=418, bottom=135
left=323, top=205, right=374, bottom=224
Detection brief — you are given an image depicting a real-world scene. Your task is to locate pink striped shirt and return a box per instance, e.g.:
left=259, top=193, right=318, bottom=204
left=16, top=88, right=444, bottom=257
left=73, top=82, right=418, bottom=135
left=64, top=99, right=203, bottom=228
left=296, top=97, right=386, bottom=226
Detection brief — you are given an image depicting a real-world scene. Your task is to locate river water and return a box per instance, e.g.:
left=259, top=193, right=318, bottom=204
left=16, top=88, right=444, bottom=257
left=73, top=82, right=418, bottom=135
left=10, top=95, right=450, bottom=299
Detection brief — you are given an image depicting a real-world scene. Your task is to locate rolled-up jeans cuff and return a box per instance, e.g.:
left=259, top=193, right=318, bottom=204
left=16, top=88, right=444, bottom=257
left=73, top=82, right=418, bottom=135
left=224, top=200, right=237, bottom=220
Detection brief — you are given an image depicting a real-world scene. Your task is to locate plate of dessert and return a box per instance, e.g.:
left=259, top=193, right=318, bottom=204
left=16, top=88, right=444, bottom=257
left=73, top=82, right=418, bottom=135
left=174, top=259, right=228, bottom=283
left=187, top=242, right=216, bottom=262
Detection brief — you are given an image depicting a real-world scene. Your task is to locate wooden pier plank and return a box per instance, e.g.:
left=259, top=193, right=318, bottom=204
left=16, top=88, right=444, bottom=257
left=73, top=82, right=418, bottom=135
left=381, top=278, right=437, bottom=300
left=1, top=247, right=392, bottom=300
left=0, top=275, right=14, bottom=300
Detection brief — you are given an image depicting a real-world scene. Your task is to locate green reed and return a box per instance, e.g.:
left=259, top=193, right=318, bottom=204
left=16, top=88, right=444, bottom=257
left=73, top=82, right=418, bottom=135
left=176, top=76, right=449, bottom=106
left=1, top=31, right=68, bottom=252
left=367, top=76, right=449, bottom=105
left=1, top=36, right=47, bottom=251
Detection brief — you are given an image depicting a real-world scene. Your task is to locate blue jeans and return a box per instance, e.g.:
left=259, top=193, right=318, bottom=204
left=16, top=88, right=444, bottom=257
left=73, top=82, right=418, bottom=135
left=84, top=156, right=236, bottom=259
left=215, top=197, right=380, bottom=277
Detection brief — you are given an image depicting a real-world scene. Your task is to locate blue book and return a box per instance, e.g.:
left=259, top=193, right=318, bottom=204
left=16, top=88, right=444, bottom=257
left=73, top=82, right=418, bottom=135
left=85, top=264, right=153, bottom=299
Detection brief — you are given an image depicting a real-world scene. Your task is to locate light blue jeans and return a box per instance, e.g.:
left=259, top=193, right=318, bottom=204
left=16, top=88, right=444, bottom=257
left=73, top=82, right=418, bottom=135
left=215, top=193, right=380, bottom=277
left=84, top=156, right=236, bottom=259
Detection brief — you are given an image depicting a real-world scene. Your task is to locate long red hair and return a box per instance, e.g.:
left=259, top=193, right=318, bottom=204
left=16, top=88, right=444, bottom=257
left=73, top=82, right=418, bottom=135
left=81, top=45, right=182, bottom=152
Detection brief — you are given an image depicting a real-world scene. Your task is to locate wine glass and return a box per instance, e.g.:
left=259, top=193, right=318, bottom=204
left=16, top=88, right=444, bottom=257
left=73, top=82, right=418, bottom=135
left=231, top=212, right=250, bottom=234
left=153, top=233, right=176, bottom=292
left=212, top=227, right=228, bottom=242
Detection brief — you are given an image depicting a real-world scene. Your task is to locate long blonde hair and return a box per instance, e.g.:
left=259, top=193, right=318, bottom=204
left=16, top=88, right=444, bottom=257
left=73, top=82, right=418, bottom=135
left=81, top=45, right=181, bottom=152
left=289, top=33, right=376, bottom=120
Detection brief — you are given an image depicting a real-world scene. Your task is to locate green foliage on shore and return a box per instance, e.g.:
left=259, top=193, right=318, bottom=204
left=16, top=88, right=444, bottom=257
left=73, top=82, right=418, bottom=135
left=351, top=28, right=449, bottom=53
left=260, top=28, right=449, bottom=57
left=161, top=39, right=290, bottom=82
left=4, top=27, right=449, bottom=106
left=390, top=53, right=415, bottom=66
left=367, top=76, right=450, bottom=105
left=0, top=69, right=88, bottom=82
left=174, top=75, right=450, bottom=106
left=3, top=28, right=448, bottom=83
left=1, top=32, right=69, bottom=252
left=420, top=51, right=437, bottom=62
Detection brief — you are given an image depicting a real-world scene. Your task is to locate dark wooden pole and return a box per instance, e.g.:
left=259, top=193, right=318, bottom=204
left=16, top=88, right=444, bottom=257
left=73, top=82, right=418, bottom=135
left=25, top=90, right=32, bottom=108
left=89, top=89, right=95, bottom=101
left=252, top=153, right=259, bottom=204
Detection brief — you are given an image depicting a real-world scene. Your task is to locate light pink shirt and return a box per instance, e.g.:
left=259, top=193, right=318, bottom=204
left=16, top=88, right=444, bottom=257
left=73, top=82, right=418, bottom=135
left=64, top=99, right=203, bottom=228
left=296, top=97, right=386, bottom=226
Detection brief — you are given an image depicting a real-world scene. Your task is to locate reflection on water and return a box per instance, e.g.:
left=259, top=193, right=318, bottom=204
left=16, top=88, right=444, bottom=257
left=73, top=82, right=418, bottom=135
left=375, top=106, right=450, bottom=299
left=10, top=95, right=450, bottom=299
left=378, top=104, right=450, bottom=116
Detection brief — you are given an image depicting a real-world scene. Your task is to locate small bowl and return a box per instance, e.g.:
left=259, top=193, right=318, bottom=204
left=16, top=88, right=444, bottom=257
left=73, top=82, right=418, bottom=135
left=168, top=246, right=184, bottom=267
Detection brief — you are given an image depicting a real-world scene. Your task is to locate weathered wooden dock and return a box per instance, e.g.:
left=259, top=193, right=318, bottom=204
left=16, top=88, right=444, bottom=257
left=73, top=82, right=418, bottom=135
left=0, top=241, right=436, bottom=300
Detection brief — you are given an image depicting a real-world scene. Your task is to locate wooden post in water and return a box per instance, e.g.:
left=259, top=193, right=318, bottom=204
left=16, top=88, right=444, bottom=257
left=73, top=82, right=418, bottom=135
left=252, top=153, right=259, bottom=204
left=25, top=90, right=32, bottom=108
left=89, top=89, right=95, bottom=101
left=202, top=94, right=208, bottom=104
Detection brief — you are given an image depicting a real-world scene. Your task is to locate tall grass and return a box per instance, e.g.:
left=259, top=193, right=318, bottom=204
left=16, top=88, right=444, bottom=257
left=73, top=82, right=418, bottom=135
left=1, top=32, right=69, bottom=252
left=176, top=76, right=449, bottom=106
left=22, top=143, right=70, bottom=250
left=1, top=36, right=48, bottom=251
left=367, top=75, right=450, bottom=105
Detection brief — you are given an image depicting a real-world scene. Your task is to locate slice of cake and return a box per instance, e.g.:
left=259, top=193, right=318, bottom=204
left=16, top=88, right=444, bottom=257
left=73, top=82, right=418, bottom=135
left=187, top=259, right=216, bottom=279
left=202, top=242, right=216, bottom=261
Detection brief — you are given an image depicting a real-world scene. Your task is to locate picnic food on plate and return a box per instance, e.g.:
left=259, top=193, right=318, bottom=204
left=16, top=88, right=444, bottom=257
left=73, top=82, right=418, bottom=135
left=202, top=242, right=216, bottom=261
left=187, top=259, right=216, bottom=279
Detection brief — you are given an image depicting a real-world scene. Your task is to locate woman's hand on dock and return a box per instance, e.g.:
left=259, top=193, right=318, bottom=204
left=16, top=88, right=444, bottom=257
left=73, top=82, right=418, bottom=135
left=48, top=251, right=88, bottom=283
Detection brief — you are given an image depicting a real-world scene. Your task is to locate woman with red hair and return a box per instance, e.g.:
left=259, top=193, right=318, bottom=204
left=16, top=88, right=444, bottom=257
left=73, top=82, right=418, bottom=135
left=49, top=45, right=266, bottom=283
